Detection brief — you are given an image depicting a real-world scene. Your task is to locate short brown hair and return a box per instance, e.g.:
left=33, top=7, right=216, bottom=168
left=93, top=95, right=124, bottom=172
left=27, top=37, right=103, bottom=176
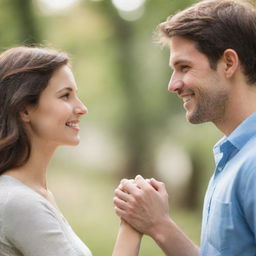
left=158, top=0, right=256, bottom=84
left=0, top=46, right=69, bottom=174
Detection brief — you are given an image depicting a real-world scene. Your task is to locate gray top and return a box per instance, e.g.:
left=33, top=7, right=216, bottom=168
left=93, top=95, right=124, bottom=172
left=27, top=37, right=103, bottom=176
left=0, top=175, right=92, bottom=256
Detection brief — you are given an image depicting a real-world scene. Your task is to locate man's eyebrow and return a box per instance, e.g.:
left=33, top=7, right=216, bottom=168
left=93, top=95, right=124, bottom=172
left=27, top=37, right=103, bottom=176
left=169, top=59, right=191, bottom=69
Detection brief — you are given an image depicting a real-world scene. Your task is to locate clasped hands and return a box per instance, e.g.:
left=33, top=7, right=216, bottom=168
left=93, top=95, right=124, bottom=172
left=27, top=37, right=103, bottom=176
left=113, top=175, right=170, bottom=237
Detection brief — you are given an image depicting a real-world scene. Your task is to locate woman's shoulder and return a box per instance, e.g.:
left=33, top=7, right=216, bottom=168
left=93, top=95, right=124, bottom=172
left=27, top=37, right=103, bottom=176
left=0, top=175, right=53, bottom=216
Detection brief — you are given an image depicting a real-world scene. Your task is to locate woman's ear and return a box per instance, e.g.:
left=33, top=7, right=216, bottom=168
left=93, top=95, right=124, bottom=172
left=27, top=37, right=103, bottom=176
left=20, top=109, right=30, bottom=123
left=222, top=49, right=239, bottom=78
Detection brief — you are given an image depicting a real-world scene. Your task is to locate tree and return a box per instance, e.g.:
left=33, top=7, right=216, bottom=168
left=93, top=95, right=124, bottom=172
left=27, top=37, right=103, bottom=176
left=11, top=0, right=40, bottom=44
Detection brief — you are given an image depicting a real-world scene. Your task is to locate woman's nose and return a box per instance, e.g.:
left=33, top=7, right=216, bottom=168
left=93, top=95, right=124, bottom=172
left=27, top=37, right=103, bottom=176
left=75, top=100, right=88, bottom=115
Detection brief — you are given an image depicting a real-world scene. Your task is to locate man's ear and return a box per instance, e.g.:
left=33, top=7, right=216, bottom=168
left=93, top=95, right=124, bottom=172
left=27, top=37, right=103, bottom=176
left=20, top=109, right=30, bottom=123
left=222, top=49, right=239, bottom=78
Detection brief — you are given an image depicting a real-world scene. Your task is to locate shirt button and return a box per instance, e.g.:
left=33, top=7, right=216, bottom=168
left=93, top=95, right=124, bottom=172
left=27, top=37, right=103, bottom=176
left=218, top=167, right=223, bottom=171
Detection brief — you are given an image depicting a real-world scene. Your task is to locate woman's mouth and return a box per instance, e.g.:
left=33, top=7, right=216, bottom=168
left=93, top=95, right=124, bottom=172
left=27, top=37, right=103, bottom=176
left=65, top=120, right=80, bottom=131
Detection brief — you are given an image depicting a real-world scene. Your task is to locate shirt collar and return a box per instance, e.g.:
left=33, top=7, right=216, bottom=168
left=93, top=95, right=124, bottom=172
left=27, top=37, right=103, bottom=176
left=227, top=112, right=256, bottom=149
left=214, top=112, right=256, bottom=157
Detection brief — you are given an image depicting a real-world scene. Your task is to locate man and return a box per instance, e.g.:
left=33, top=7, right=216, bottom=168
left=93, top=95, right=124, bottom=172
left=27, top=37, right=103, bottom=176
left=113, top=0, right=256, bottom=255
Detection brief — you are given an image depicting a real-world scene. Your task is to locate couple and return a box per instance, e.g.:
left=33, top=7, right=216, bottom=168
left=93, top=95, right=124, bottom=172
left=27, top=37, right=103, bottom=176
left=1, top=0, right=256, bottom=255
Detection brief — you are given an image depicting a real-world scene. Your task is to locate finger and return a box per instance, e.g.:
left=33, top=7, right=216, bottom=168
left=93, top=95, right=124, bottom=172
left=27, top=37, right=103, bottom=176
left=119, top=179, right=135, bottom=191
left=120, top=178, right=135, bottom=185
left=121, top=179, right=140, bottom=194
left=118, top=182, right=126, bottom=192
left=115, top=188, right=130, bottom=202
left=115, top=206, right=128, bottom=219
left=135, top=175, right=153, bottom=190
left=150, top=178, right=166, bottom=193
left=113, top=196, right=128, bottom=210
left=119, top=179, right=128, bottom=190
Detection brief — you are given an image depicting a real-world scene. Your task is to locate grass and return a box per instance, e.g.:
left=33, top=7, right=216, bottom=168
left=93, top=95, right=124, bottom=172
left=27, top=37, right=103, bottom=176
left=48, top=159, right=201, bottom=255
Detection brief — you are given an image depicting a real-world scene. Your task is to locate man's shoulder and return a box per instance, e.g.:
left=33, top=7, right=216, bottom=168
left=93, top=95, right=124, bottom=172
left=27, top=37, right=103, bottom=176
left=231, top=135, right=256, bottom=187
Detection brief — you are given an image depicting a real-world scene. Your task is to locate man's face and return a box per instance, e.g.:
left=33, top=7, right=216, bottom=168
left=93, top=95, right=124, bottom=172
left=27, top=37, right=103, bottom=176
left=168, top=36, right=230, bottom=124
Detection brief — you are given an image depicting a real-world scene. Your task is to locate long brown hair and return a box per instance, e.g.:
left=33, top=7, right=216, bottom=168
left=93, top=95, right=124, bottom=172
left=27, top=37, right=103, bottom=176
left=0, top=46, right=69, bottom=174
left=157, top=0, right=256, bottom=84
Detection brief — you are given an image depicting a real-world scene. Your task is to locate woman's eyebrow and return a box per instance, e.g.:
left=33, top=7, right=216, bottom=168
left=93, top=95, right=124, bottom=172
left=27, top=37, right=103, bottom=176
left=56, top=87, right=75, bottom=93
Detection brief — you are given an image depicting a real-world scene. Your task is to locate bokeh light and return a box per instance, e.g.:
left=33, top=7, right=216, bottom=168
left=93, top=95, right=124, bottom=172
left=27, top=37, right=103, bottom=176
left=38, top=0, right=78, bottom=12
left=111, top=0, right=145, bottom=12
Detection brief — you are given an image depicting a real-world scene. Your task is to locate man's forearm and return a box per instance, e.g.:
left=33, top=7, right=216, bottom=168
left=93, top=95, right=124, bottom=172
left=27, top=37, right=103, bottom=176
left=151, top=217, right=199, bottom=256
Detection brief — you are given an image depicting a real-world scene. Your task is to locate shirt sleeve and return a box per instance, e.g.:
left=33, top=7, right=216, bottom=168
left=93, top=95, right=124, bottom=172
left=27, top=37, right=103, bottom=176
left=3, top=191, right=81, bottom=256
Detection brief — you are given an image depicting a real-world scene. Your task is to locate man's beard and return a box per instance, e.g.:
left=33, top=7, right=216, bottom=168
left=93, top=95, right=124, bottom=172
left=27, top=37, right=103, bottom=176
left=187, top=90, right=228, bottom=124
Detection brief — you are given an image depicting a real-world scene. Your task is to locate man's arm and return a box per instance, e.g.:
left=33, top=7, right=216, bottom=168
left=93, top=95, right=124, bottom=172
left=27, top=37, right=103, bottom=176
left=113, top=175, right=199, bottom=256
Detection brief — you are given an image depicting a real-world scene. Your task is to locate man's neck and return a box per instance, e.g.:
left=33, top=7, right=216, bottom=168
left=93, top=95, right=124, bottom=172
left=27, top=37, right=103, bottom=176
left=214, top=84, right=256, bottom=135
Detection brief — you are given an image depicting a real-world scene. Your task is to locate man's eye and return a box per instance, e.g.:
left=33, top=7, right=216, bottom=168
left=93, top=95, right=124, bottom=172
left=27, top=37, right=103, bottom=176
left=181, top=65, right=190, bottom=72
left=180, top=65, right=190, bottom=72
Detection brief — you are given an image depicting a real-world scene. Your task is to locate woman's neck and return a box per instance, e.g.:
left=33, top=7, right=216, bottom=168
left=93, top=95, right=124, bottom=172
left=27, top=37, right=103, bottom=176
left=5, top=142, right=56, bottom=190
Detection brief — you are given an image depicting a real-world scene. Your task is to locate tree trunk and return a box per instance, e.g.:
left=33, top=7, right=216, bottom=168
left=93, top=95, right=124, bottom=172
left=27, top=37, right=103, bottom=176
left=12, top=0, right=40, bottom=44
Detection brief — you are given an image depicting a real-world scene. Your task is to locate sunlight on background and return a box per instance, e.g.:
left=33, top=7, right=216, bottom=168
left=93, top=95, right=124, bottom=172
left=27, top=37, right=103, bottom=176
left=38, top=0, right=79, bottom=13
left=111, top=0, right=146, bottom=21
left=39, top=0, right=146, bottom=21
left=112, top=0, right=145, bottom=12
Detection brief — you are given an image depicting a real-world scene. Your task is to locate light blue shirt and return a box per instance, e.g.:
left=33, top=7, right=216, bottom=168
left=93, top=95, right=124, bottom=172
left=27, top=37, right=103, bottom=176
left=200, top=113, right=256, bottom=256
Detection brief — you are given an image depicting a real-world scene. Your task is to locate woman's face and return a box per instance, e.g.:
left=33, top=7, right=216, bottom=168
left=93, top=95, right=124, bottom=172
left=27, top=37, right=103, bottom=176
left=24, top=65, right=87, bottom=148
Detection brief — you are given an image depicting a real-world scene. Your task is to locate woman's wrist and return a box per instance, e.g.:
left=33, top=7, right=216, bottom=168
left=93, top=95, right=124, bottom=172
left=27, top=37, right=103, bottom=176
left=112, top=220, right=142, bottom=256
left=119, top=220, right=143, bottom=238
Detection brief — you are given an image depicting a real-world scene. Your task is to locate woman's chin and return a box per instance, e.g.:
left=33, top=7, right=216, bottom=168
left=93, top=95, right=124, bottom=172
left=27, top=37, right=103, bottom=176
left=62, top=138, right=80, bottom=146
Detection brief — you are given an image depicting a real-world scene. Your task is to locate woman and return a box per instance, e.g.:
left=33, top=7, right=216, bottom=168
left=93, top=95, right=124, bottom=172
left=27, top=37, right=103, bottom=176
left=0, top=46, right=141, bottom=256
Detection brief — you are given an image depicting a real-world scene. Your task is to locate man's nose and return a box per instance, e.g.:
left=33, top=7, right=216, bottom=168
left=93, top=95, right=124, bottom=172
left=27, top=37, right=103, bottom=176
left=168, top=75, right=184, bottom=93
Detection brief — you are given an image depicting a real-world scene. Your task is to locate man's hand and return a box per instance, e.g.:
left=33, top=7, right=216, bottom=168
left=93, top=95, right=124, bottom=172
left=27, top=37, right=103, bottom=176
left=114, top=175, right=199, bottom=256
left=113, top=175, right=170, bottom=237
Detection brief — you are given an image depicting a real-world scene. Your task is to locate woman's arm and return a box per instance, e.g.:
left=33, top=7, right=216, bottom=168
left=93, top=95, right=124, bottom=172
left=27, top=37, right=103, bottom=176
left=112, top=220, right=142, bottom=256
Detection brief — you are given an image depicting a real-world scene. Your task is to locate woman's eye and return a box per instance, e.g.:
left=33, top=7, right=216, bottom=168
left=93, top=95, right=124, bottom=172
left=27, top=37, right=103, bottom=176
left=61, top=93, right=70, bottom=99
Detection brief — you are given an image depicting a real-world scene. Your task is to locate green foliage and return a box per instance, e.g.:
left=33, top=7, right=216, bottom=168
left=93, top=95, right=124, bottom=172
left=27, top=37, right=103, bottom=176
left=0, top=0, right=21, bottom=48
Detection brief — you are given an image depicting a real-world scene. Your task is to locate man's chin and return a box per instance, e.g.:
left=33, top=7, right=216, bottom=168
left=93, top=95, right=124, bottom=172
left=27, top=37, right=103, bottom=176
left=186, top=112, right=207, bottom=124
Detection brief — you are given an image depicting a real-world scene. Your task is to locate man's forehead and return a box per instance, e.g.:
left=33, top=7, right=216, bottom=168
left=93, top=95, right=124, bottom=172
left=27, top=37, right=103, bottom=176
left=168, top=37, right=202, bottom=67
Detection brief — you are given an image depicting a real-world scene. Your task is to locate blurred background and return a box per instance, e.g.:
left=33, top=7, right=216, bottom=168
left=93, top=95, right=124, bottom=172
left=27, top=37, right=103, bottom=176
left=0, top=0, right=223, bottom=254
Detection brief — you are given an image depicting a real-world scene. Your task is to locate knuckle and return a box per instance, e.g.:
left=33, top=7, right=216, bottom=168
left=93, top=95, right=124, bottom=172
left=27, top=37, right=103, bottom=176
left=121, top=178, right=129, bottom=185
left=113, top=196, right=118, bottom=204
left=113, top=198, right=120, bottom=207
left=133, top=191, right=142, bottom=200
left=118, top=184, right=123, bottom=190
left=145, top=186, right=154, bottom=193
left=115, top=188, right=123, bottom=197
